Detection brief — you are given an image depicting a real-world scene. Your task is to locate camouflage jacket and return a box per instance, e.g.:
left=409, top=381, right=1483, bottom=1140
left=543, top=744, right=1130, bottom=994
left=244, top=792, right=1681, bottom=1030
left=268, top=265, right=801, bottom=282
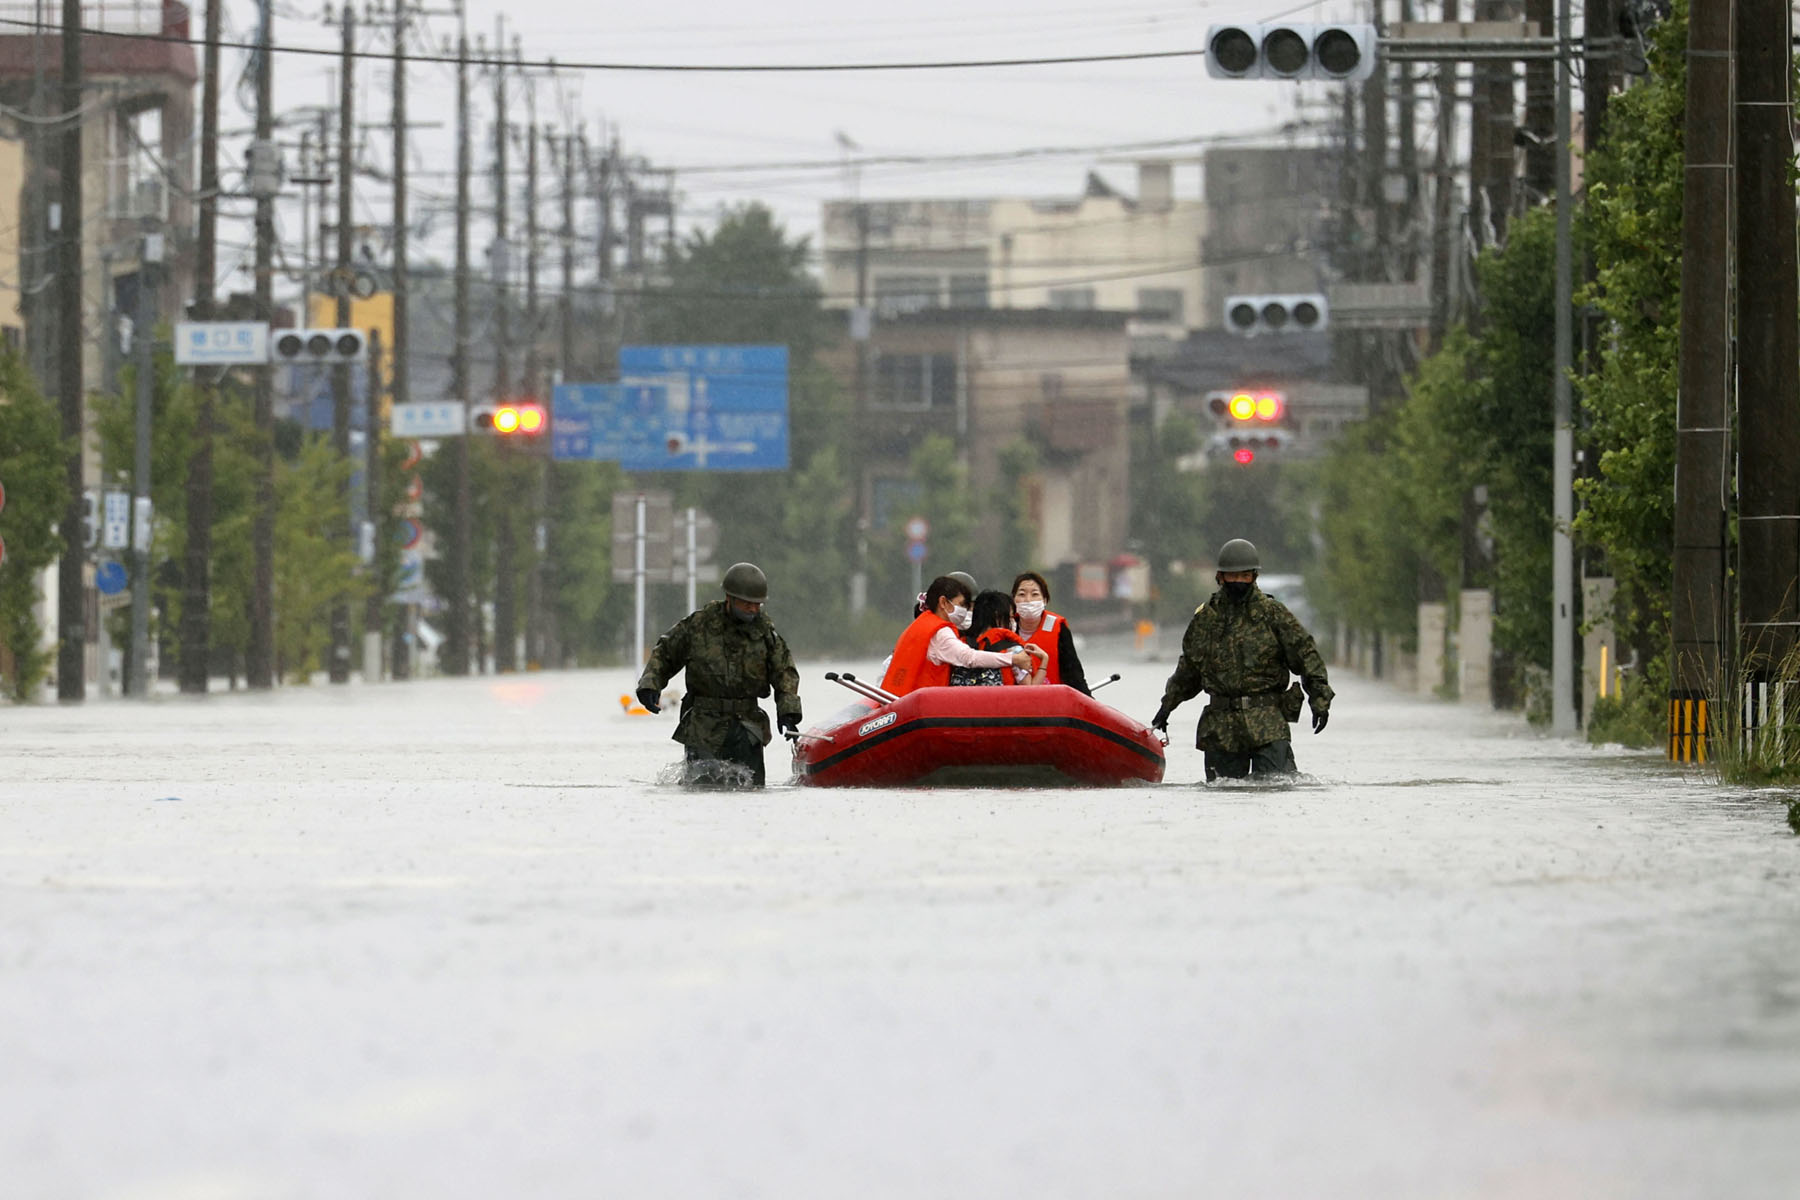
left=1160, top=585, right=1334, bottom=753
left=636, top=602, right=802, bottom=752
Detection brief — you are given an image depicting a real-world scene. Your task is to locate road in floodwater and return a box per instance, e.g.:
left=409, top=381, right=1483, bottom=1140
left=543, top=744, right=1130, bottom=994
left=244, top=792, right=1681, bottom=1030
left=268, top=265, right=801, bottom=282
left=2, top=645, right=1797, bottom=1199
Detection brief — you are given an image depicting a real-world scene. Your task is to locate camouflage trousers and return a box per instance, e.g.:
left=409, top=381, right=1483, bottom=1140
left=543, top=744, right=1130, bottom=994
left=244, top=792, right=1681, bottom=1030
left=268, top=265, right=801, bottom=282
left=683, top=721, right=767, bottom=789
left=1204, top=739, right=1297, bottom=782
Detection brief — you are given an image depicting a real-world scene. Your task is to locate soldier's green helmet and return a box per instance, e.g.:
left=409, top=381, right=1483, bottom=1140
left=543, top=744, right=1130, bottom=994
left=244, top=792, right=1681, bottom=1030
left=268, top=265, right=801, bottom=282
left=1217, top=538, right=1261, bottom=573
left=722, top=561, right=769, bottom=603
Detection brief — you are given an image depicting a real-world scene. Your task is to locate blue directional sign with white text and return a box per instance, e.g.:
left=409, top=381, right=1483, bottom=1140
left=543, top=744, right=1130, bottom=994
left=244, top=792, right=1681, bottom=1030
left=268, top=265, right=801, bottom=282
left=552, top=344, right=789, bottom=471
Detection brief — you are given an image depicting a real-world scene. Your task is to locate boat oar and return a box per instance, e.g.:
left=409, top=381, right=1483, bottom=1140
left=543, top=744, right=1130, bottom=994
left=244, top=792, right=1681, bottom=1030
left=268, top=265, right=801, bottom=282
left=1089, top=673, right=1123, bottom=693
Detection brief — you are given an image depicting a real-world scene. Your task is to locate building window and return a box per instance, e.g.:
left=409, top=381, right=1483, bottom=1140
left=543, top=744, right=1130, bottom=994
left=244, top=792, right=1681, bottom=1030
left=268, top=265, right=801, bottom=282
left=1047, top=287, right=1096, bottom=311
left=949, top=274, right=989, bottom=308
left=873, top=353, right=956, bottom=410
left=1136, top=288, right=1184, bottom=323
left=874, top=274, right=939, bottom=316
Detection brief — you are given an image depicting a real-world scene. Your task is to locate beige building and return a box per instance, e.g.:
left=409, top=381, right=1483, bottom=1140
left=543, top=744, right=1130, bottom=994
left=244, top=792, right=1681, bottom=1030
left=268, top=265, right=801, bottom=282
left=823, top=161, right=1207, bottom=339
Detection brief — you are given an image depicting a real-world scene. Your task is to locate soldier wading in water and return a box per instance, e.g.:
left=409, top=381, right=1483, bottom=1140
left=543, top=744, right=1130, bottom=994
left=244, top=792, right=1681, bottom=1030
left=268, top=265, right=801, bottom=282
left=636, top=562, right=801, bottom=788
left=1152, top=539, right=1334, bottom=781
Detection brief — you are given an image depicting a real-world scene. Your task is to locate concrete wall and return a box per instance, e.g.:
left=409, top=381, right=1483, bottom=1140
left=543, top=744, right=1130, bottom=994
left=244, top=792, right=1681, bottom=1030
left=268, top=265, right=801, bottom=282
left=1583, top=576, right=1618, bottom=719
left=1460, top=588, right=1494, bottom=708
left=1417, top=602, right=1448, bottom=698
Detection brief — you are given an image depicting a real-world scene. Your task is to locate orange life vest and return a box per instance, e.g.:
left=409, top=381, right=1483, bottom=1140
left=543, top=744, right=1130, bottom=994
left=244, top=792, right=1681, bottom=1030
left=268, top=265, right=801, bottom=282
left=882, top=611, right=953, bottom=694
left=975, top=628, right=1026, bottom=685
left=1021, top=611, right=1067, bottom=685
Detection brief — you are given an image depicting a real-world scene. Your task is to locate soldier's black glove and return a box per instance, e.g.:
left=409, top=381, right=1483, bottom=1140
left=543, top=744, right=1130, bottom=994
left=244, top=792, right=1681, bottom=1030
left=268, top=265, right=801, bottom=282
left=636, top=686, right=662, bottom=714
left=1311, top=708, right=1329, bottom=735
left=779, top=716, right=800, bottom=741
left=1151, top=703, right=1172, bottom=732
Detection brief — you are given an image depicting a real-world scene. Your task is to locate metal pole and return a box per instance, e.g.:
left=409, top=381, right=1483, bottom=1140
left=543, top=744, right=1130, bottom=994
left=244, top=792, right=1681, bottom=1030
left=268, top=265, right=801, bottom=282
left=364, top=329, right=384, bottom=681
left=634, top=493, right=646, bottom=665
left=329, top=3, right=355, bottom=685
left=447, top=11, right=473, bottom=675
left=1550, top=0, right=1576, bottom=735
left=686, top=505, right=697, bottom=613
left=248, top=0, right=275, bottom=688
left=55, top=0, right=85, bottom=701
left=129, top=233, right=162, bottom=697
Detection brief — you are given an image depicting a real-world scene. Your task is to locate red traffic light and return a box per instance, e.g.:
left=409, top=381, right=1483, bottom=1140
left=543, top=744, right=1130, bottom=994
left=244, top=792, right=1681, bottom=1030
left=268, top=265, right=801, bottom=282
left=1233, top=446, right=1255, bottom=465
left=492, top=401, right=546, bottom=435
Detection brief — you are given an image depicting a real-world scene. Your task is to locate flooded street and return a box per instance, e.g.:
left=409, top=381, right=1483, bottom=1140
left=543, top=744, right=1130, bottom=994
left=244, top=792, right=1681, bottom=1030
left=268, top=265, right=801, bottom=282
left=4, top=650, right=1798, bottom=1198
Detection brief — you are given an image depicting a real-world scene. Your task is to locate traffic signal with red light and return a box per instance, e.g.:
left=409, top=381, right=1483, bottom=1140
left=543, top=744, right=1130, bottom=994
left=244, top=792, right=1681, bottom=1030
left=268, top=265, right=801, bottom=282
left=473, top=400, right=547, bottom=436
left=1208, top=389, right=1287, bottom=423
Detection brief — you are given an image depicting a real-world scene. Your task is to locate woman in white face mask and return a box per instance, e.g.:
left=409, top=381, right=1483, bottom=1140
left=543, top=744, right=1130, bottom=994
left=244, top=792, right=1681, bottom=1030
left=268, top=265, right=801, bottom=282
left=1011, top=571, right=1092, bottom=696
left=880, top=576, right=1035, bottom=696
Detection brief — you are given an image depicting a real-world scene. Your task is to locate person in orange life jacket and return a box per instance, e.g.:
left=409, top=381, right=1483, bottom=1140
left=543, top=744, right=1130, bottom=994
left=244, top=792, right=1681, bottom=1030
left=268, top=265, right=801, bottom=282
left=881, top=575, right=1036, bottom=696
left=951, top=590, right=1048, bottom=686
left=1011, top=571, right=1091, bottom=695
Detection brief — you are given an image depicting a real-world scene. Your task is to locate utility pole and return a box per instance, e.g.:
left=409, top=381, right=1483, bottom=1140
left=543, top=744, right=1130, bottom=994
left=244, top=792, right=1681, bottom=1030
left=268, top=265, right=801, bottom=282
left=491, top=28, right=517, bottom=674
left=1667, top=0, right=1734, bottom=760
left=1475, top=0, right=1515, bottom=246
left=1549, top=0, right=1576, bottom=735
left=446, top=12, right=473, bottom=676
left=128, top=230, right=161, bottom=697
left=1523, top=0, right=1554, bottom=200
left=1735, top=0, right=1800, bottom=705
left=179, top=0, right=223, bottom=695
left=1427, top=0, right=1460, bottom=350
left=390, top=0, right=409, bottom=416
left=364, top=329, right=384, bottom=680
left=55, top=0, right=85, bottom=702
left=329, top=3, right=356, bottom=685
left=1396, top=0, right=1421, bottom=284
left=249, top=0, right=276, bottom=689
left=523, top=108, right=544, bottom=669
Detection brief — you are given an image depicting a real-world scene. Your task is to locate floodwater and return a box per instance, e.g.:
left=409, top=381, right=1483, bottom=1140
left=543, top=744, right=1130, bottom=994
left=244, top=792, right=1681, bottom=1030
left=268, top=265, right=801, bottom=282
left=2, top=643, right=1797, bottom=1199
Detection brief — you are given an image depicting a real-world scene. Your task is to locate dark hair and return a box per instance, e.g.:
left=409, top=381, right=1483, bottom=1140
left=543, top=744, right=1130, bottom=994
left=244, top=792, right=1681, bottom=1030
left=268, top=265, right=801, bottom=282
left=967, top=590, right=1015, bottom=641
left=923, top=574, right=972, bottom=615
left=1010, top=571, right=1052, bottom=605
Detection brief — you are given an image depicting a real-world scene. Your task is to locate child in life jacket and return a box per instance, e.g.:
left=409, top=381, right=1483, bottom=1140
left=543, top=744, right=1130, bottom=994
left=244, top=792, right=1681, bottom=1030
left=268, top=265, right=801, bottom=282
left=951, top=590, right=1047, bottom=686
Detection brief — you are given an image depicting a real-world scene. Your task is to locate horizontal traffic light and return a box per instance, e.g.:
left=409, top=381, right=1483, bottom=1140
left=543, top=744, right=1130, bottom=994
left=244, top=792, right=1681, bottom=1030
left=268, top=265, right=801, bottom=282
left=1207, top=390, right=1287, bottom=422
left=472, top=401, right=547, bottom=436
left=1205, top=23, right=1377, bottom=81
left=1224, top=294, right=1328, bottom=336
left=269, top=328, right=366, bottom=363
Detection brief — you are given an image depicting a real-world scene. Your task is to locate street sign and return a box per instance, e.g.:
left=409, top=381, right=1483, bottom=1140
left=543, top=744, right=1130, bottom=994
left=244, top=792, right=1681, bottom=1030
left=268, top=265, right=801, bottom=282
left=907, top=540, right=928, bottom=564
left=392, top=548, right=431, bottom=604
left=175, top=321, right=269, bottom=366
left=554, top=345, right=789, bottom=471
left=95, top=559, right=128, bottom=596
left=610, top=490, right=675, bottom=583
left=102, top=491, right=130, bottom=551
left=396, top=518, right=423, bottom=550
left=391, top=402, right=466, bottom=439
left=904, top=516, right=929, bottom=541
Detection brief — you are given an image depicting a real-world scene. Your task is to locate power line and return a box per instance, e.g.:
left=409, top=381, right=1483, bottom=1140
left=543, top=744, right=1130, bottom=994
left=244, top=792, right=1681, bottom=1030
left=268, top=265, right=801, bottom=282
left=0, top=17, right=1207, bottom=73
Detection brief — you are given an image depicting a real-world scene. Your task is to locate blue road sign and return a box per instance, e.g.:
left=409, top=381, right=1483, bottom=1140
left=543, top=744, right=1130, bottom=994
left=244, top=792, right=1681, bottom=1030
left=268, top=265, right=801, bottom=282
left=95, top=559, right=129, bottom=596
left=552, top=345, right=789, bottom=471
left=906, top=540, right=928, bottom=564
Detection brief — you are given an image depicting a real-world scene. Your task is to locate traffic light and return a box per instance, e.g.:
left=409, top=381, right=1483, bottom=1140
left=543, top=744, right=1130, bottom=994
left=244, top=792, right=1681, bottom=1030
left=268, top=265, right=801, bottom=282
left=472, top=400, right=547, bottom=436
left=268, top=328, right=366, bottom=364
left=1205, top=23, right=1378, bottom=81
left=1224, top=294, right=1328, bottom=336
left=1225, top=431, right=1288, bottom=465
left=1207, top=389, right=1287, bottom=423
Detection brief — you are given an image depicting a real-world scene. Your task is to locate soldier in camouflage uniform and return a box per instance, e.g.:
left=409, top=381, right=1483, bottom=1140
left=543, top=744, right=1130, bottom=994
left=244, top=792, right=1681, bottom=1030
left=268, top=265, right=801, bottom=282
left=1152, top=539, right=1334, bottom=781
left=635, top=562, right=802, bottom=788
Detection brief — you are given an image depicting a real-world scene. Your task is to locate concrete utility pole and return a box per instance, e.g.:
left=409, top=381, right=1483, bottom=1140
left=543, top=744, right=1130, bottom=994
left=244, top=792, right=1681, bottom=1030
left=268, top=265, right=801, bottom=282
left=1735, top=0, right=1800, bottom=703
left=128, top=231, right=161, bottom=697
left=523, top=110, right=544, bottom=669
left=1427, top=0, right=1461, bottom=350
left=179, top=0, right=223, bottom=695
left=329, top=4, right=356, bottom=685
left=446, top=13, right=473, bottom=676
left=491, top=33, right=517, bottom=674
left=1549, top=0, right=1576, bottom=735
left=55, top=0, right=85, bottom=701
left=1523, top=0, right=1555, bottom=200
left=390, top=0, right=409, bottom=416
left=364, top=329, right=384, bottom=680
left=249, top=0, right=276, bottom=689
left=1668, top=0, right=1735, bottom=760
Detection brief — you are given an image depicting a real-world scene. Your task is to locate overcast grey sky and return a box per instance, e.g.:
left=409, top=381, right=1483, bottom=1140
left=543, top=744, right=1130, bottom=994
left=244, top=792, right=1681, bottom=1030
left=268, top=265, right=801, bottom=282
left=218, top=0, right=1367, bottom=292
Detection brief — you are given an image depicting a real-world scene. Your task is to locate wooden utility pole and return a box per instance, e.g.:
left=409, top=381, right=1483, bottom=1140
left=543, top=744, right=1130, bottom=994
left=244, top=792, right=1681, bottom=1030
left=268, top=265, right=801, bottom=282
left=329, top=4, right=356, bottom=685
left=1669, top=0, right=1734, bottom=760
left=55, top=0, right=85, bottom=701
left=446, top=17, right=473, bottom=676
left=249, top=0, right=276, bottom=689
left=1735, top=0, right=1800, bottom=691
left=179, top=0, right=223, bottom=695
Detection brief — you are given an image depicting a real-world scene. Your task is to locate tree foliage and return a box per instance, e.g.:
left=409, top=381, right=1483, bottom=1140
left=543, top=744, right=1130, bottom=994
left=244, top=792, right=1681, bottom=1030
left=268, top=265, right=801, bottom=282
left=0, top=352, right=67, bottom=699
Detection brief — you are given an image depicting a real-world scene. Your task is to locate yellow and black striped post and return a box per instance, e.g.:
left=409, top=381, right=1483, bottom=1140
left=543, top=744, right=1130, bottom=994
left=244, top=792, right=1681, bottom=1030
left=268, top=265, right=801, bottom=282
left=1668, top=693, right=1709, bottom=763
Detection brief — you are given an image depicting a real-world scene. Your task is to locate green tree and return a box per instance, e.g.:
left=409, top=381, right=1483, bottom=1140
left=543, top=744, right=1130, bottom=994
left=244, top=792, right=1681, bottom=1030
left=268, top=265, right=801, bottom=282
left=0, top=352, right=68, bottom=699
left=273, top=435, right=361, bottom=681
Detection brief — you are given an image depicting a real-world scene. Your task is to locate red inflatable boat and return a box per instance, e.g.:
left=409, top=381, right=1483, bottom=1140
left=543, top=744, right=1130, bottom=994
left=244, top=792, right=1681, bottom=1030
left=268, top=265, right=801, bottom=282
left=793, top=674, right=1166, bottom=788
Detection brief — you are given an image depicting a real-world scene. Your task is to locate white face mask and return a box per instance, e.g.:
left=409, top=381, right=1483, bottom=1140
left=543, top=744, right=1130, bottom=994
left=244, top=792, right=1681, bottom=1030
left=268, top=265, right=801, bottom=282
left=949, top=604, right=973, bottom=631
left=1016, top=600, right=1046, bottom=623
